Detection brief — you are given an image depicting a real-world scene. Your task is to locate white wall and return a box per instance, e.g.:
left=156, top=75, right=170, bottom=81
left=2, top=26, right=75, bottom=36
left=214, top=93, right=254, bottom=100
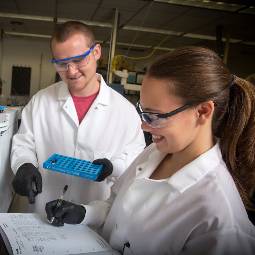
left=0, top=36, right=56, bottom=105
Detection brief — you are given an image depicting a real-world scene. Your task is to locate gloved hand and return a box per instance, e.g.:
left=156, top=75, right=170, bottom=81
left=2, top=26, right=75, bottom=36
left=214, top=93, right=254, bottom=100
left=93, top=158, right=113, bottom=181
left=45, top=200, right=86, bottom=227
left=12, top=163, right=42, bottom=204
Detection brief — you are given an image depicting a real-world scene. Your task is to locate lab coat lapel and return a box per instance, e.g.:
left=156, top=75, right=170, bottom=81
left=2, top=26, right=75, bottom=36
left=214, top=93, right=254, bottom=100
left=62, top=97, right=79, bottom=127
left=136, top=145, right=167, bottom=179
left=56, top=82, right=79, bottom=127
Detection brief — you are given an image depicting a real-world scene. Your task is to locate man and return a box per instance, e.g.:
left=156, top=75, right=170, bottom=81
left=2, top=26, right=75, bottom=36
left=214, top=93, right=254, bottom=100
left=11, top=21, right=145, bottom=215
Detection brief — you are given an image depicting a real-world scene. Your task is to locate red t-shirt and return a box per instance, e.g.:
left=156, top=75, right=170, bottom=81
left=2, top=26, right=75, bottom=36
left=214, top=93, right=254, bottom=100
left=72, top=92, right=98, bottom=123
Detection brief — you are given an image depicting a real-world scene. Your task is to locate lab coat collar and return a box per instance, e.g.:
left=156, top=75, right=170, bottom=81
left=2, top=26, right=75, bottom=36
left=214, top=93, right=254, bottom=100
left=56, top=74, right=110, bottom=106
left=94, top=74, right=111, bottom=106
left=168, top=143, right=222, bottom=193
left=56, top=81, right=70, bottom=100
left=135, top=143, right=167, bottom=179
left=136, top=143, right=223, bottom=193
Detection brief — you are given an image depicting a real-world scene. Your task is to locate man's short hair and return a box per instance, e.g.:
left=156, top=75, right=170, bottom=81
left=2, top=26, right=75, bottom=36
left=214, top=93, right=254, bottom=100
left=51, top=21, right=95, bottom=47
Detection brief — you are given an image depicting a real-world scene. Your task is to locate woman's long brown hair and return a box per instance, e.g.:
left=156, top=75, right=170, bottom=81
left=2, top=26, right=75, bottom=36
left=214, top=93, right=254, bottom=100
left=147, top=46, right=255, bottom=208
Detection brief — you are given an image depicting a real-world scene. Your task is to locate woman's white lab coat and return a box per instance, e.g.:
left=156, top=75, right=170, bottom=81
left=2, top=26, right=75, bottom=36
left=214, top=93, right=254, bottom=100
left=11, top=75, right=145, bottom=215
left=83, top=143, right=255, bottom=255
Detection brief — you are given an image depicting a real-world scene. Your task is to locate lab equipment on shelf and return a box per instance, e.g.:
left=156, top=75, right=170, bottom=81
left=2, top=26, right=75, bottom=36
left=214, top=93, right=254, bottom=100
left=0, top=107, right=18, bottom=212
left=114, top=69, right=143, bottom=92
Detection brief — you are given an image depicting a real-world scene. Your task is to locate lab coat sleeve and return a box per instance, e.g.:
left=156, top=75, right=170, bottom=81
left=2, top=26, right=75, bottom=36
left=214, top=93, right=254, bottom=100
left=11, top=97, right=38, bottom=174
left=81, top=189, right=116, bottom=228
left=180, top=227, right=255, bottom=255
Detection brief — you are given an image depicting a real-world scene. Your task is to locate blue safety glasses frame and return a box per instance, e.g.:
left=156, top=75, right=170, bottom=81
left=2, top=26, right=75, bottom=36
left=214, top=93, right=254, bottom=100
left=51, top=44, right=96, bottom=71
left=136, top=101, right=192, bottom=128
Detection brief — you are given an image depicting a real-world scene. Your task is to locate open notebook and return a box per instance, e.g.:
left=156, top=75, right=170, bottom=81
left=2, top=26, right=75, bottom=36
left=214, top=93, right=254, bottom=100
left=0, top=213, right=119, bottom=255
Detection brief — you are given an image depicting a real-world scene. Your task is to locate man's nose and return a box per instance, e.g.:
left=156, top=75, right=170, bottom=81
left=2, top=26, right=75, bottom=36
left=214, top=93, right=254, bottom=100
left=66, top=62, right=79, bottom=72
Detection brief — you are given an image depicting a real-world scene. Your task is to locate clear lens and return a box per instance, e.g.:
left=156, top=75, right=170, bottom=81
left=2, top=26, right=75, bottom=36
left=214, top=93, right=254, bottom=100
left=54, top=62, right=68, bottom=71
left=54, top=55, right=90, bottom=72
left=141, top=113, right=168, bottom=128
left=73, top=56, right=88, bottom=65
left=141, top=113, right=158, bottom=124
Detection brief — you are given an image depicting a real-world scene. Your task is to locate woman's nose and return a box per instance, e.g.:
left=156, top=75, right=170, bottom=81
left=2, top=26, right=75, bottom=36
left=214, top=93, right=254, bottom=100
left=141, top=121, right=153, bottom=132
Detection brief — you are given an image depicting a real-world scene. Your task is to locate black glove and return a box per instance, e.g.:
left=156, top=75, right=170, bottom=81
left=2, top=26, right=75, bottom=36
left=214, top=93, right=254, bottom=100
left=12, top=163, right=42, bottom=204
left=45, top=200, right=86, bottom=227
left=93, top=158, right=113, bottom=182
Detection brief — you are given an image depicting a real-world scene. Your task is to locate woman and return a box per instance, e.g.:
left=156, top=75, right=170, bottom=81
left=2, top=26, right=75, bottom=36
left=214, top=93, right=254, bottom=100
left=46, top=46, right=255, bottom=254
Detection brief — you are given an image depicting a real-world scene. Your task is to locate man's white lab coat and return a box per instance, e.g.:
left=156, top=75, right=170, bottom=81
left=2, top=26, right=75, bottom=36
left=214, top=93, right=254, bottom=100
left=83, top=143, right=255, bottom=255
left=11, top=75, right=145, bottom=215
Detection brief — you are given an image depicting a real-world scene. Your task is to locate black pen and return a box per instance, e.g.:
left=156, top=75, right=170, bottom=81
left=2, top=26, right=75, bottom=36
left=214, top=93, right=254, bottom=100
left=50, top=185, right=69, bottom=224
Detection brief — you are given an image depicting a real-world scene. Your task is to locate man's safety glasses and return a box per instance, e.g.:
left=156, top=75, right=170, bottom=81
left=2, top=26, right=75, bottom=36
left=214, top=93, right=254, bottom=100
left=51, top=44, right=95, bottom=72
left=137, top=101, right=192, bottom=128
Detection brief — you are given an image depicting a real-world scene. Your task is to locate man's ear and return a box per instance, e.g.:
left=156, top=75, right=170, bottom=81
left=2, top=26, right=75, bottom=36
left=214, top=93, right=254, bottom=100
left=196, top=101, right=214, bottom=124
left=93, top=44, right=101, bottom=61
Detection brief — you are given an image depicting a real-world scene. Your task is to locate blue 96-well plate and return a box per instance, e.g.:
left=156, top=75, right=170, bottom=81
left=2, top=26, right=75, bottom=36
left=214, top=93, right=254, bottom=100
left=43, top=154, right=103, bottom=181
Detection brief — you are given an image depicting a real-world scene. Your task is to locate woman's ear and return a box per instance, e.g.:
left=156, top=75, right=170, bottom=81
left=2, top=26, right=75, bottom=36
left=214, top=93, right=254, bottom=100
left=196, top=101, right=214, bottom=124
left=93, top=44, right=101, bottom=61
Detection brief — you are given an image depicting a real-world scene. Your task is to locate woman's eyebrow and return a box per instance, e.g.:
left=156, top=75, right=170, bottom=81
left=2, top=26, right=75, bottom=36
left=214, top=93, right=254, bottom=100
left=143, top=107, right=164, bottom=113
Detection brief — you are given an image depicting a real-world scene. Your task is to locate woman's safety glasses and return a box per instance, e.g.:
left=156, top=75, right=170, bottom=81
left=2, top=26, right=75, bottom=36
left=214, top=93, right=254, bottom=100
left=137, top=101, right=192, bottom=128
left=51, top=44, right=95, bottom=72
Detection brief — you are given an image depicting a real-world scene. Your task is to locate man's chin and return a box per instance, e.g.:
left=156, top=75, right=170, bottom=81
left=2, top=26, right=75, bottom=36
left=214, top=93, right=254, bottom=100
left=68, top=85, right=88, bottom=96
